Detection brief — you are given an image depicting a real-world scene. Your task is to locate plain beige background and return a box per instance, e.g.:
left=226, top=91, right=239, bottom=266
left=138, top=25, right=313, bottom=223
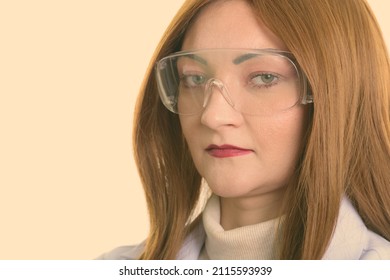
left=0, top=0, right=389, bottom=259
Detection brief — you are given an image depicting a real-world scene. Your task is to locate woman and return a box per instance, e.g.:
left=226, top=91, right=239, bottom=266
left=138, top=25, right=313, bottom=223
left=100, top=0, right=390, bottom=259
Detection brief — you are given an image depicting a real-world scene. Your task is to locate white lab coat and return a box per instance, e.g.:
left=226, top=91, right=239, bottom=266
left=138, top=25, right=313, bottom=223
left=98, top=198, right=390, bottom=260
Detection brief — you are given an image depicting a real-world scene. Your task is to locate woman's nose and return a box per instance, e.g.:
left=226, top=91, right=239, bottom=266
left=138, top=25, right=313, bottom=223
left=200, top=79, right=244, bottom=129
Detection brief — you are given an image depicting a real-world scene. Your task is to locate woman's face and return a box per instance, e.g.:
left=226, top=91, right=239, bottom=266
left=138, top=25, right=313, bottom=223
left=179, top=0, right=309, bottom=199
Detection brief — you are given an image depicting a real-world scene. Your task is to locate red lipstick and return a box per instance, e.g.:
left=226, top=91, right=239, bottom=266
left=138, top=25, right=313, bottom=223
left=206, top=144, right=253, bottom=158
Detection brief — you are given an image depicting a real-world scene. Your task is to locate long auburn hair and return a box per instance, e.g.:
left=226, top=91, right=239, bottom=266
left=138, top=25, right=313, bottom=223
left=133, top=0, right=390, bottom=259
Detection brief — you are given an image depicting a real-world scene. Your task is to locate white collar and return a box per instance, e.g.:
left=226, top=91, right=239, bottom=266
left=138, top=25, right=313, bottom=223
left=322, top=197, right=368, bottom=259
left=177, top=197, right=371, bottom=259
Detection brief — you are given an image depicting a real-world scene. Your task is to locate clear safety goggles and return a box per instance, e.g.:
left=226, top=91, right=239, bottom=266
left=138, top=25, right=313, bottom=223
left=155, top=49, right=313, bottom=116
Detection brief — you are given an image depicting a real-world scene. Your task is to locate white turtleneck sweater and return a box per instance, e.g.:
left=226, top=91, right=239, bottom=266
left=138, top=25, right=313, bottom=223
left=199, top=195, right=282, bottom=260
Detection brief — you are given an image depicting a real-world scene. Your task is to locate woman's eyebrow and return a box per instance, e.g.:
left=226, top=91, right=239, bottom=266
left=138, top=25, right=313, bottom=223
left=181, top=52, right=272, bottom=65
left=233, top=53, right=259, bottom=65
left=181, top=54, right=208, bottom=65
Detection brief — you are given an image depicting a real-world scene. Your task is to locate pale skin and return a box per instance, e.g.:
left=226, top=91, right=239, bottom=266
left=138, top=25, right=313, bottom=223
left=179, top=0, right=310, bottom=230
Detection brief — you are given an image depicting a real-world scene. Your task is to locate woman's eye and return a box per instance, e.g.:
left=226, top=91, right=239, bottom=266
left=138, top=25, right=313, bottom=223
left=182, top=74, right=206, bottom=87
left=251, top=73, right=279, bottom=87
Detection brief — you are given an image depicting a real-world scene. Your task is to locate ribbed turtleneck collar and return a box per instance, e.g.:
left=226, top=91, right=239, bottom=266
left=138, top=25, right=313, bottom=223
left=199, top=195, right=282, bottom=260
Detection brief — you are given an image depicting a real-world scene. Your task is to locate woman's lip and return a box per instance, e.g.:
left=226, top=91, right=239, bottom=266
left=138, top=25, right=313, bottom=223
left=205, top=144, right=253, bottom=158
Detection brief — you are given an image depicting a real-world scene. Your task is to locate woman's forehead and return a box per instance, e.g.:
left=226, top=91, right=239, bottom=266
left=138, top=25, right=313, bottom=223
left=181, top=0, right=288, bottom=51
